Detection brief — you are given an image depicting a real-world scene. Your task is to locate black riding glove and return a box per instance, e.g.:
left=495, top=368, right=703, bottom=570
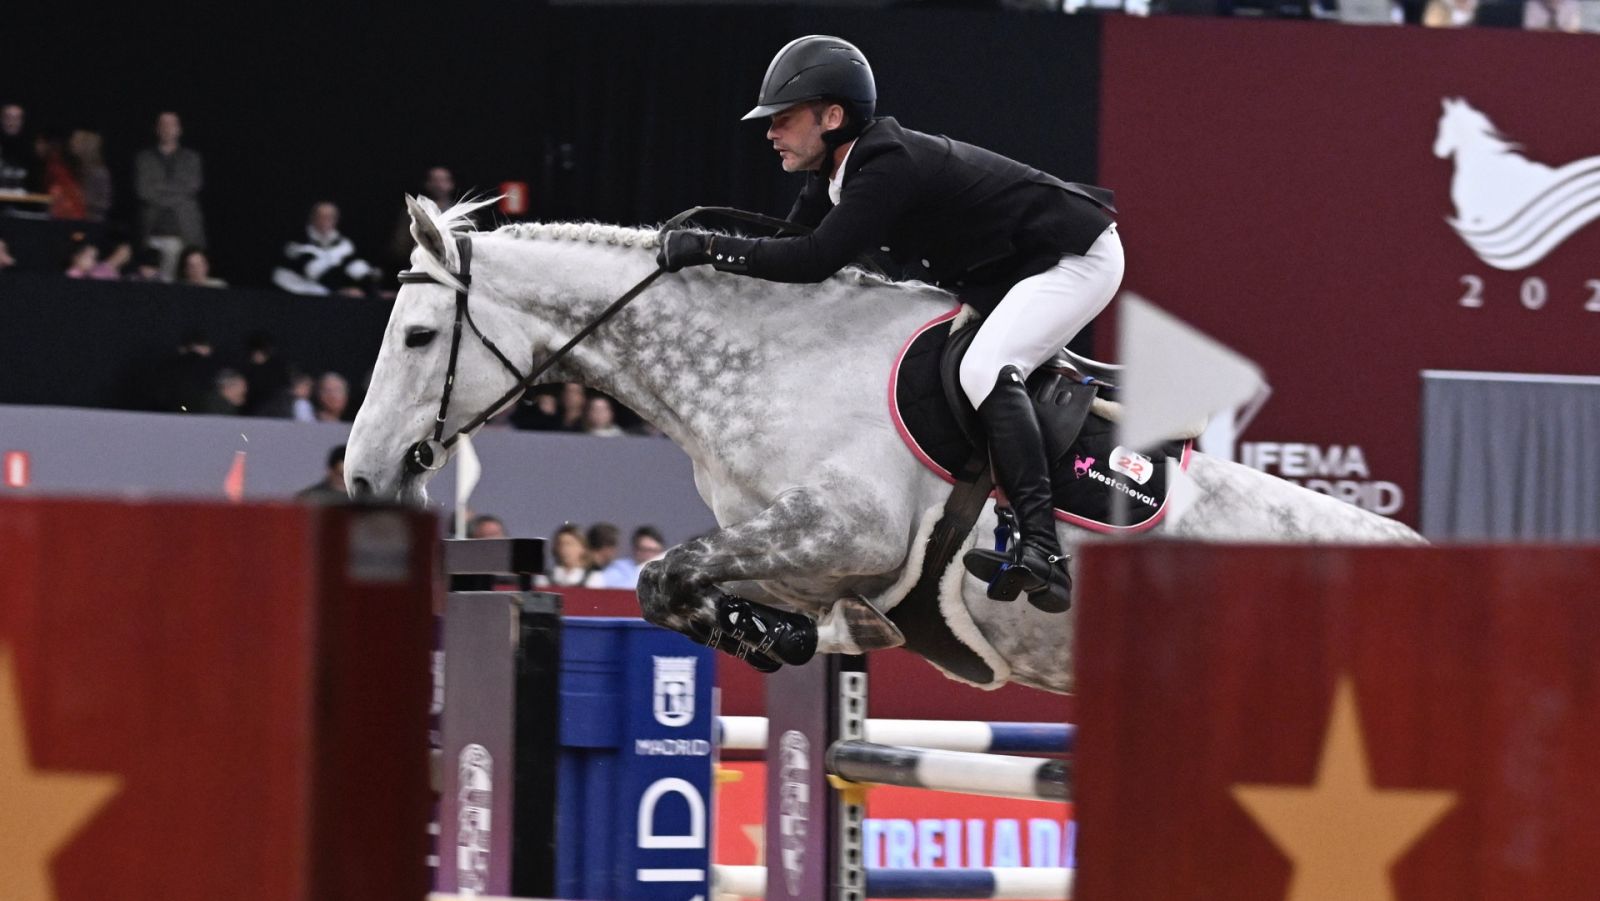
left=656, top=230, right=714, bottom=272
left=657, top=230, right=759, bottom=275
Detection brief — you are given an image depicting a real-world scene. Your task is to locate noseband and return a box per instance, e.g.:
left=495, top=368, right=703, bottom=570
left=392, top=207, right=810, bottom=477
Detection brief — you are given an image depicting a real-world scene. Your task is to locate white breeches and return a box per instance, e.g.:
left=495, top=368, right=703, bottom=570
left=958, top=223, right=1124, bottom=408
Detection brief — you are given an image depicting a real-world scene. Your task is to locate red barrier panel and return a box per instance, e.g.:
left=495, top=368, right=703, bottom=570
left=0, top=498, right=436, bottom=901
left=1075, top=543, right=1600, bottom=901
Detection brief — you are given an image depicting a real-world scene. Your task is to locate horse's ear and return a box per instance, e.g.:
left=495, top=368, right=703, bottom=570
left=405, top=194, right=450, bottom=267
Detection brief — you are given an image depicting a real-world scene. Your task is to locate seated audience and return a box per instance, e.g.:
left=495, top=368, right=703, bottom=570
left=601, top=526, right=667, bottom=588
left=587, top=523, right=620, bottom=577
left=314, top=372, right=350, bottom=422
left=583, top=396, right=625, bottom=437
left=69, top=130, right=112, bottom=222
left=535, top=524, right=605, bottom=588
left=0, top=104, right=39, bottom=193
left=124, top=246, right=164, bottom=281
left=296, top=445, right=348, bottom=503
left=178, top=246, right=226, bottom=287
left=273, top=201, right=378, bottom=296
left=1424, top=0, right=1478, bottom=24
left=467, top=515, right=507, bottom=539
left=1524, top=0, right=1581, bottom=28
left=89, top=241, right=132, bottom=279
left=558, top=383, right=587, bottom=431
left=240, top=331, right=290, bottom=413
left=40, top=134, right=87, bottom=220
left=64, top=240, right=99, bottom=278
left=199, top=369, right=248, bottom=415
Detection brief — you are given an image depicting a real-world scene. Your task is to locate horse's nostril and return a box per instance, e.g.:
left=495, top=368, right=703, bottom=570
left=350, top=477, right=374, bottom=500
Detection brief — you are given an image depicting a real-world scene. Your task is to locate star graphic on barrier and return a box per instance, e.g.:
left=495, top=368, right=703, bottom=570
left=1231, top=678, right=1456, bottom=901
left=0, top=647, right=122, bottom=901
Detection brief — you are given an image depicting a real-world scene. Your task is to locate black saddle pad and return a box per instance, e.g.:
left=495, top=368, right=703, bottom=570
left=890, top=309, right=1192, bottom=533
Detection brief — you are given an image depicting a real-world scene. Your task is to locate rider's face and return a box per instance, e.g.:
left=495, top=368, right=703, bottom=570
left=767, top=103, right=842, bottom=173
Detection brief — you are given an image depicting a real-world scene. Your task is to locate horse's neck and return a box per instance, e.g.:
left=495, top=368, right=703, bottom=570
left=489, top=236, right=944, bottom=462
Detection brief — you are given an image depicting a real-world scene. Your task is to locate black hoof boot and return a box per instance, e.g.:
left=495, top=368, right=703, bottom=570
left=695, top=592, right=818, bottom=669
left=718, top=596, right=818, bottom=665
left=690, top=618, right=784, bottom=673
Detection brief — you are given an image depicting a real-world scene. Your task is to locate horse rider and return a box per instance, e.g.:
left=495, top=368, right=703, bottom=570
left=656, top=35, right=1122, bottom=613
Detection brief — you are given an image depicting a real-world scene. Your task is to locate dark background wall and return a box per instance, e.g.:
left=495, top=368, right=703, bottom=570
left=1, top=5, right=1100, bottom=287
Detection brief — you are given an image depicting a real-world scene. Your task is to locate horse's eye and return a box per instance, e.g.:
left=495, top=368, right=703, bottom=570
left=405, top=329, right=437, bottom=348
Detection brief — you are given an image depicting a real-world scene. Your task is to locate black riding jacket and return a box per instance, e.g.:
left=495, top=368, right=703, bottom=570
left=718, top=118, right=1115, bottom=314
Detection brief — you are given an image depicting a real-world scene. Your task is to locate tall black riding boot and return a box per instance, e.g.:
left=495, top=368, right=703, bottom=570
left=961, top=366, right=1072, bottom=613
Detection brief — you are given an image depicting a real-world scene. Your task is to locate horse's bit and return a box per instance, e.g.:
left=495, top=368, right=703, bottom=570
left=394, top=206, right=808, bottom=476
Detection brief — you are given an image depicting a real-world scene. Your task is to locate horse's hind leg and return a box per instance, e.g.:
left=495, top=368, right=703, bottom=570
left=637, top=487, right=898, bottom=671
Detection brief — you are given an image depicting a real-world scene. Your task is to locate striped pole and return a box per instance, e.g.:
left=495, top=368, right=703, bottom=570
left=825, top=741, right=1071, bottom=802
left=718, top=717, right=1074, bottom=755
left=713, top=865, right=1073, bottom=900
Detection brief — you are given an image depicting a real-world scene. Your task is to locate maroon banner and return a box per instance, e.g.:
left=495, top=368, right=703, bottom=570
left=1099, top=18, right=1600, bottom=526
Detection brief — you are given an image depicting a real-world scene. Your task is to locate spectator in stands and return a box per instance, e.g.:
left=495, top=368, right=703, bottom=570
left=288, top=372, right=316, bottom=421
left=559, top=382, right=588, bottom=431
left=1423, top=0, right=1478, bottom=25
left=125, top=246, right=164, bottom=281
left=39, top=134, right=87, bottom=220
left=69, top=130, right=112, bottom=222
left=141, top=328, right=219, bottom=413
left=238, top=331, right=289, bottom=414
left=273, top=201, right=378, bottom=297
left=583, top=396, right=625, bottom=437
left=178, top=246, right=226, bottom=287
left=64, top=240, right=98, bottom=278
left=535, top=524, right=605, bottom=588
left=601, top=526, right=666, bottom=588
left=135, top=112, right=206, bottom=278
left=0, top=239, right=15, bottom=272
left=296, top=445, right=348, bottom=503
left=1525, top=0, right=1581, bottom=28
left=65, top=239, right=127, bottom=280
left=586, top=522, right=621, bottom=577
left=0, top=104, right=39, bottom=194
left=512, top=386, right=566, bottom=430
left=467, top=515, right=507, bottom=538
left=390, top=166, right=458, bottom=270
left=199, top=368, right=248, bottom=415
left=89, top=241, right=132, bottom=279
left=314, top=371, right=350, bottom=422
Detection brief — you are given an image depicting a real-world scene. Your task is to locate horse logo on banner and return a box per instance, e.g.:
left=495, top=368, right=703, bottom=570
left=1434, top=96, right=1600, bottom=271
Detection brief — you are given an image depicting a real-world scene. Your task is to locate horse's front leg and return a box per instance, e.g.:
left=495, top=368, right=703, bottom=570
left=638, top=487, right=896, bottom=671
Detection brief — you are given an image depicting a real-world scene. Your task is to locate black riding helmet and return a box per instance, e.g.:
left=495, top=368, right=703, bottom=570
left=742, top=35, right=876, bottom=145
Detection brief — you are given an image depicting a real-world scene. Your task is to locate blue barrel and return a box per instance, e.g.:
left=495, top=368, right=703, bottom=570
left=556, top=618, right=715, bottom=901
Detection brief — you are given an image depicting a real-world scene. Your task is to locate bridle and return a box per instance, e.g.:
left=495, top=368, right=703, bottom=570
left=393, top=206, right=808, bottom=476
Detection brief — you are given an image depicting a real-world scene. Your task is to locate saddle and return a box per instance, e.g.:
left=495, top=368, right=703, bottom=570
left=892, top=308, right=1193, bottom=533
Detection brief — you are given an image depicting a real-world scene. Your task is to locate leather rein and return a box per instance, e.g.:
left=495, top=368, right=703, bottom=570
left=395, top=206, right=807, bottom=475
